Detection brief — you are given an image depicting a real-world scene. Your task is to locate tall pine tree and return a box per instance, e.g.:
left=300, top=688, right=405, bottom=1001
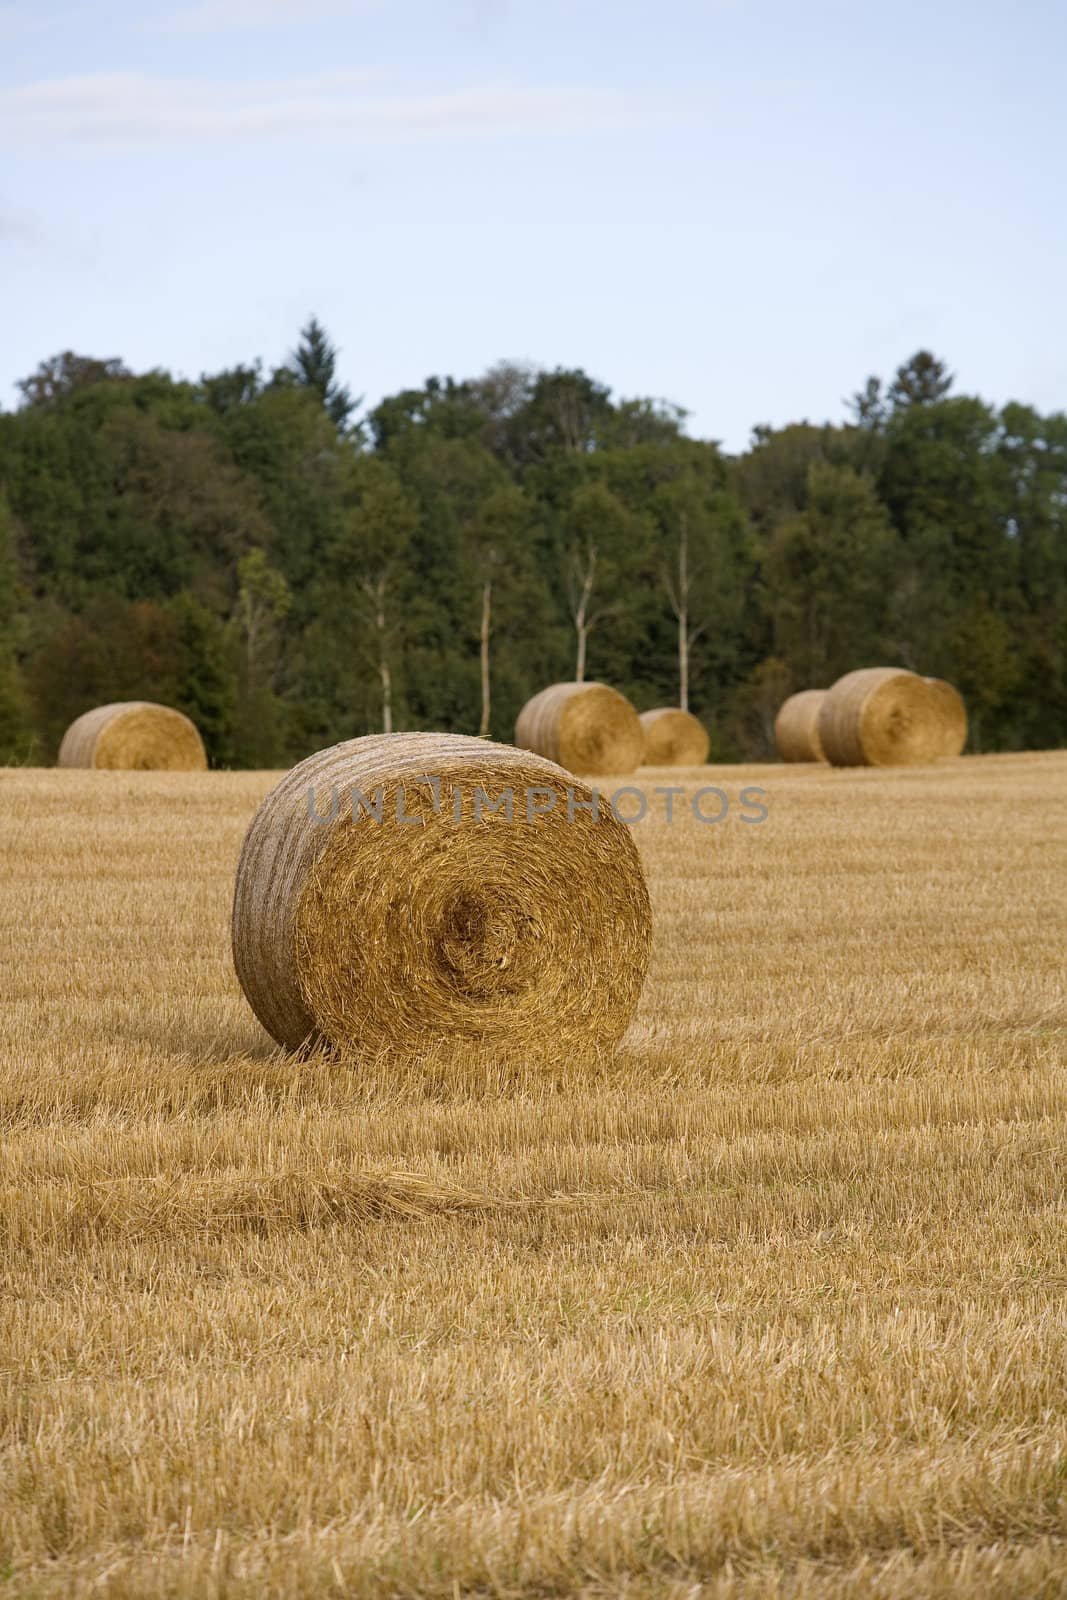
left=284, top=317, right=360, bottom=432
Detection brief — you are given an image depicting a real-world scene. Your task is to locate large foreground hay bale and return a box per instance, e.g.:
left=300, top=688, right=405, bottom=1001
left=774, top=690, right=827, bottom=763
left=232, top=732, right=652, bottom=1058
left=514, top=682, right=644, bottom=776
left=923, top=677, right=968, bottom=757
left=638, top=707, right=710, bottom=766
left=57, top=701, right=207, bottom=771
left=817, top=668, right=947, bottom=767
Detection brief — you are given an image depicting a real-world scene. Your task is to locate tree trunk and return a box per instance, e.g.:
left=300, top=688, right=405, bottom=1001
left=677, top=516, right=689, bottom=712
left=376, top=579, right=392, bottom=734
left=806, top=591, right=817, bottom=683
left=380, top=657, right=392, bottom=734
left=573, top=544, right=596, bottom=684
left=242, top=592, right=259, bottom=683
left=478, top=578, right=492, bottom=737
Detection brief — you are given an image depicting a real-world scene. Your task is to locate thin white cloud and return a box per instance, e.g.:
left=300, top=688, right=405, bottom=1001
left=154, top=0, right=381, bottom=32
left=0, top=210, right=42, bottom=245
left=0, top=71, right=636, bottom=148
left=0, top=2, right=56, bottom=39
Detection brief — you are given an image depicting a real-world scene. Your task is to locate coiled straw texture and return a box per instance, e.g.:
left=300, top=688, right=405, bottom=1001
left=231, top=733, right=652, bottom=1059
left=817, top=668, right=949, bottom=767
left=57, top=701, right=207, bottom=771
left=923, top=677, right=968, bottom=757
left=774, top=690, right=827, bottom=763
left=638, top=708, right=710, bottom=766
left=514, top=682, right=644, bottom=776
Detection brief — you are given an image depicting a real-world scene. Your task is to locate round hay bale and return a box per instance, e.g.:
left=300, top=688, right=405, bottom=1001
left=817, top=668, right=947, bottom=767
left=57, top=701, right=207, bottom=771
left=923, top=677, right=968, bottom=757
left=231, top=732, right=653, bottom=1058
left=638, top=707, right=710, bottom=766
left=514, top=682, right=644, bottom=776
left=774, top=690, right=827, bottom=763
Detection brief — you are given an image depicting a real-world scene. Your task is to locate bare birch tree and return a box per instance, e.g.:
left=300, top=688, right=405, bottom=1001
left=359, top=574, right=393, bottom=734
left=663, top=513, right=707, bottom=713
left=236, top=549, right=290, bottom=683
left=337, top=460, right=419, bottom=735
left=563, top=483, right=633, bottom=684
left=233, top=548, right=291, bottom=761
left=466, top=486, right=530, bottom=738
left=567, top=541, right=597, bottom=683
left=478, top=565, right=493, bottom=737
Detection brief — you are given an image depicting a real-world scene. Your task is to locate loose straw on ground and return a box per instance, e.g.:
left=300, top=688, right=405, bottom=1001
left=231, top=732, right=652, bottom=1060
left=514, top=682, right=644, bottom=776
left=57, top=702, right=207, bottom=771
left=774, top=690, right=827, bottom=763
left=817, top=668, right=949, bottom=767
left=638, top=708, right=709, bottom=766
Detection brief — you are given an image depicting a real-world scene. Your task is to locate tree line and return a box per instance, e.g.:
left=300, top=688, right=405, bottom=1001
left=1, top=323, right=1064, bottom=766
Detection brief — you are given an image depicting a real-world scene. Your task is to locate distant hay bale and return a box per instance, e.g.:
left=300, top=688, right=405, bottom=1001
left=57, top=701, right=207, bottom=771
left=638, top=707, right=710, bottom=766
left=923, top=677, right=968, bottom=757
left=231, top=732, right=653, bottom=1058
left=774, top=690, right=827, bottom=763
left=817, top=668, right=947, bottom=767
left=514, top=682, right=644, bottom=776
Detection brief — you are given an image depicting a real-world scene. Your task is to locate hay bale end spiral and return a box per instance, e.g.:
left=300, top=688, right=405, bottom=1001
left=638, top=707, right=710, bottom=766
left=923, top=677, right=968, bottom=757
left=817, top=668, right=950, bottom=767
left=231, top=732, right=652, bottom=1059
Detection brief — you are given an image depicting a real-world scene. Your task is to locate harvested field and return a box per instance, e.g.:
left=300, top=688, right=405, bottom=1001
left=1, top=751, right=1066, bottom=1598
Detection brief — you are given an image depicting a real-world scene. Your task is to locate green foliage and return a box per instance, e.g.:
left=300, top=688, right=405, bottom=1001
left=230, top=550, right=292, bottom=766
left=0, top=493, right=22, bottom=635
left=165, top=593, right=236, bottom=766
left=645, top=462, right=754, bottom=720
left=728, top=655, right=792, bottom=760
left=0, top=658, right=33, bottom=762
left=0, top=494, right=34, bottom=760
left=16, top=351, right=132, bottom=408
left=1, top=337, right=1064, bottom=764
left=765, top=462, right=897, bottom=685
left=888, top=350, right=954, bottom=409
left=200, top=362, right=264, bottom=417
left=947, top=596, right=1021, bottom=749
left=27, top=595, right=196, bottom=757
left=283, top=317, right=360, bottom=433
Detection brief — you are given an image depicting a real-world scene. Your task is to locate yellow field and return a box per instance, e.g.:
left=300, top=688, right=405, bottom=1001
left=2, top=751, right=1066, bottom=1598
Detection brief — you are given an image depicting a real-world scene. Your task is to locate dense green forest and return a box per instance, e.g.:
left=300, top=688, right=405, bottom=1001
left=1, top=325, right=1064, bottom=766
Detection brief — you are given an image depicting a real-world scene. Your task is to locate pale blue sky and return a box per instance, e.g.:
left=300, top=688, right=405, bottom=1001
left=2, top=0, right=1063, bottom=450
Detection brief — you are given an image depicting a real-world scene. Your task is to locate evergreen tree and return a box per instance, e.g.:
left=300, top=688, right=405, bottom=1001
left=888, top=350, right=954, bottom=409
left=284, top=317, right=360, bottom=432
left=847, top=376, right=887, bottom=430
